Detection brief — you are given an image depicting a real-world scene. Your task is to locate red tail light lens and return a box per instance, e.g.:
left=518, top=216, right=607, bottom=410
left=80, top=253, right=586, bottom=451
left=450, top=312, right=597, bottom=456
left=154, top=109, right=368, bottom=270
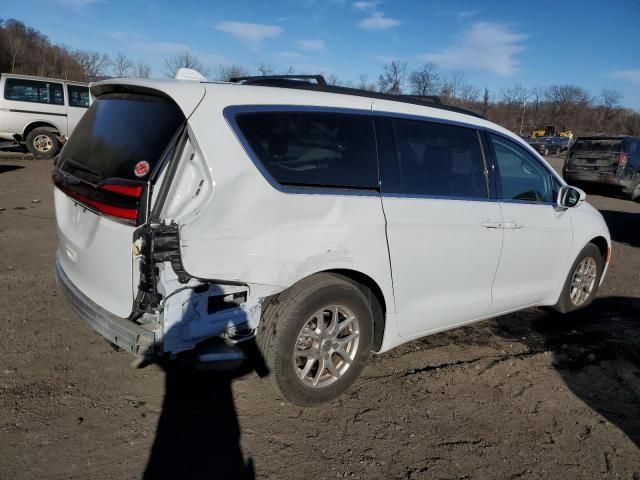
left=62, top=188, right=139, bottom=222
left=53, top=173, right=145, bottom=225
left=99, top=183, right=144, bottom=198
left=618, top=152, right=628, bottom=167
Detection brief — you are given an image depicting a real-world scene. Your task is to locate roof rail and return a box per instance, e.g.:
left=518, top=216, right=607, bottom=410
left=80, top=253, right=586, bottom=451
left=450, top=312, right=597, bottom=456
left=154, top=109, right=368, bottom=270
left=227, top=74, right=484, bottom=119
left=230, top=75, right=327, bottom=86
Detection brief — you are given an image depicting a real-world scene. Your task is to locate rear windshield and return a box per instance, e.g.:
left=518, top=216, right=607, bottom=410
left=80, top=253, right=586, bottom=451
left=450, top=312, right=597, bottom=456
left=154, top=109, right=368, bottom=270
left=571, top=139, right=623, bottom=153
left=59, top=93, right=184, bottom=184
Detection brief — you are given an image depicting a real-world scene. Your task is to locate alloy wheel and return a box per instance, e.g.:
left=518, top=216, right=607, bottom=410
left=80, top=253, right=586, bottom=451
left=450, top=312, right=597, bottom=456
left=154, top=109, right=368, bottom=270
left=293, top=305, right=360, bottom=388
left=569, top=257, right=597, bottom=306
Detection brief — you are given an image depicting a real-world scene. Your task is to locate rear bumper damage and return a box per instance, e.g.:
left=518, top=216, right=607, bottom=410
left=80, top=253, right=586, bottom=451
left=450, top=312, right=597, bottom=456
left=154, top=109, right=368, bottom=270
left=55, top=257, right=156, bottom=355
left=563, top=167, right=637, bottom=191
left=56, top=228, right=269, bottom=360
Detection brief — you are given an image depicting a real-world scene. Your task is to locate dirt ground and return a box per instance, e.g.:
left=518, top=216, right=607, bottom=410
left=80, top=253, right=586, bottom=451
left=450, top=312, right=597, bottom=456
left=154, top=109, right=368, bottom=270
left=0, top=154, right=639, bottom=480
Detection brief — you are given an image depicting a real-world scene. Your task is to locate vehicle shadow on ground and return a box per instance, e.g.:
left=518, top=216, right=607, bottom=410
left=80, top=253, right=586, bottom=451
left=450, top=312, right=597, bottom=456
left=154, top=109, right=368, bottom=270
left=0, top=164, right=24, bottom=174
left=600, top=209, right=640, bottom=248
left=493, top=296, right=640, bottom=447
left=143, top=339, right=268, bottom=480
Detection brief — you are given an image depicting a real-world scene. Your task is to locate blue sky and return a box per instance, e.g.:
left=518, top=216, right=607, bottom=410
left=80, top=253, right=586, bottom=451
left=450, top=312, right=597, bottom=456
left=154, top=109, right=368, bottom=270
left=5, top=0, right=640, bottom=108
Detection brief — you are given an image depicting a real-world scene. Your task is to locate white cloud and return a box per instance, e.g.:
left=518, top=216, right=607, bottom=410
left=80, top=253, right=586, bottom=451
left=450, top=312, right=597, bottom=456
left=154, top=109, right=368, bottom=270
left=609, top=69, right=640, bottom=86
left=297, top=39, right=326, bottom=52
left=358, top=12, right=401, bottom=30
left=214, top=21, right=282, bottom=49
left=353, top=1, right=380, bottom=10
left=419, top=22, right=527, bottom=76
left=457, top=9, right=481, bottom=20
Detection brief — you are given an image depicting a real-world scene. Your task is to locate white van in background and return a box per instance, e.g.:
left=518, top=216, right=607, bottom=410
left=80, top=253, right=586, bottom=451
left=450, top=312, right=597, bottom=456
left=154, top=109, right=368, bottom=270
left=0, top=73, right=90, bottom=157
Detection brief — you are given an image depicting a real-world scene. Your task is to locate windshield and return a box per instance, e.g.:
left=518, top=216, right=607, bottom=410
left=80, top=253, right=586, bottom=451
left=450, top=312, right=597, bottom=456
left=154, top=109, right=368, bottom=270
left=58, top=93, right=185, bottom=184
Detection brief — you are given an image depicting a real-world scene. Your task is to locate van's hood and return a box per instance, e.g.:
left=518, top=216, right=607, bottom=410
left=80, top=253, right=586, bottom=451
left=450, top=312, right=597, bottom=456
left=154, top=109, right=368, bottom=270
left=89, top=78, right=206, bottom=119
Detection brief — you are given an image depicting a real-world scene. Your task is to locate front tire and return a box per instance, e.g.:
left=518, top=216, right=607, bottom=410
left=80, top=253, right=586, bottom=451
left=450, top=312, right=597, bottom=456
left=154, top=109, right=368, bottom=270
left=554, top=243, right=604, bottom=314
left=25, top=128, right=59, bottom=157
left=257, top=273, right=373, bottom=406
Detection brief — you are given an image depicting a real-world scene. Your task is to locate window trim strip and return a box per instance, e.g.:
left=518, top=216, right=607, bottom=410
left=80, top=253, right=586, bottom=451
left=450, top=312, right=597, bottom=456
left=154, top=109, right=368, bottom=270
left=223, top=105, right=381, bottom=197
left=223, top=104, right=565, bottom=201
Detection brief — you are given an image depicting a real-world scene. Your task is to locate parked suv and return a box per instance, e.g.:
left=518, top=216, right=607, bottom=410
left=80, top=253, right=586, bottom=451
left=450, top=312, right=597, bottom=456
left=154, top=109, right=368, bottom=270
left=528, top=136, right=571, bottom=156
left=53, top=75, right=611, bottom=405
left=0, top=73, right=89, bottom=157
left=563, top=136, right=640, bottom=201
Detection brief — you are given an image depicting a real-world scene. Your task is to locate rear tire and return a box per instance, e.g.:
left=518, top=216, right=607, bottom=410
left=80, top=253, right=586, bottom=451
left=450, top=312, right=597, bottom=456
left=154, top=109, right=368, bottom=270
left=25, top=128, right=59, bottom=157
left=257, top=273, right=373, bottom=406
left=554, top=243, right=604, bottom=314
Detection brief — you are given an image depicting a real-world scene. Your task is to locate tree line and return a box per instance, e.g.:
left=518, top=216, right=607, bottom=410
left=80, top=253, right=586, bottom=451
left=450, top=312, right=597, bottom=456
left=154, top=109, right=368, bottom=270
left=2, top=18, right=638, bottom=136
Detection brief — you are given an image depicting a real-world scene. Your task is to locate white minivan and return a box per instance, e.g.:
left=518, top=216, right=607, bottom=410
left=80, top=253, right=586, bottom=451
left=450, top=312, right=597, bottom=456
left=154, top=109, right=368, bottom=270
left=0, top=73, right=89, bottom=157
left=53, top=74, right=611, bottom=405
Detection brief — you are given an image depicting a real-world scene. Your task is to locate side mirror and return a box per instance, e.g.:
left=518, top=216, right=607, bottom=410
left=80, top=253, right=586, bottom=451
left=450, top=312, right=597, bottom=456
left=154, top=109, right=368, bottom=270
left=557, top=185, right=586, bottom=208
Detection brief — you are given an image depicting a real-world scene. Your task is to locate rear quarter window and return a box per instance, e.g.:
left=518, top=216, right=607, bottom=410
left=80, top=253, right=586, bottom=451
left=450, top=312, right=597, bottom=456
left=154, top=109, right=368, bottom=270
left=234, top=111, right=378, bottom=190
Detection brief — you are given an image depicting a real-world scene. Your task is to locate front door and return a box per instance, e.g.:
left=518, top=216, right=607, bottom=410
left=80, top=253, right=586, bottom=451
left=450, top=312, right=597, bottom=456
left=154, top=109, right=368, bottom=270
left=486, top=133, right=573, bottom=314
left=376, top=116, right=503, bottom=338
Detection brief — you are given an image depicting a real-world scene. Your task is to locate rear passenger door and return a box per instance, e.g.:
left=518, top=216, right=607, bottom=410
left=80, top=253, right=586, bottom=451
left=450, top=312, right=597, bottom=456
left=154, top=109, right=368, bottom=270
left=376, top=116, right=503, bottom=338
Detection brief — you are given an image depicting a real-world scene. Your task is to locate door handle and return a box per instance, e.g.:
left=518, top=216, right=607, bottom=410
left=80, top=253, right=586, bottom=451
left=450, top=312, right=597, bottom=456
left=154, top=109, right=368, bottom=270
left=480, top=221, right=503, bottom=229
left=503, top=222, right=524, bottom=230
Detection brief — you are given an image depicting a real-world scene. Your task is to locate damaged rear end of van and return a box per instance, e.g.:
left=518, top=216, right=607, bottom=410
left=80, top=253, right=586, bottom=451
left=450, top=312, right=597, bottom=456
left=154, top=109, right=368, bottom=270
left=53, top=79, right=271, bottom=362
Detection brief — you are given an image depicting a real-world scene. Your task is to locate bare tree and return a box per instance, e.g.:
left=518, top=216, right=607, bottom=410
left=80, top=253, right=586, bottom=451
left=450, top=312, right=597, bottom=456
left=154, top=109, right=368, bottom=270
left=213, top=64, right=250, bottom=81
left=378, top=60, right=407, bottom=95
left=544, top=84, right=591, bottom=130
left=4, top=20, right=25, bottom=73
left=459, top=83, right=480, bottom=104
left=325, top=73, right=344, bottom=86
left=164, top=51, right=208, bottom=78
left=440, top=71, right=469, bottom=101
left=133, top=61, right=151, bottom=79
left=73, top=50, right=110, bottom=81
left=111, top=52, right=132, bottom=78
left=355, top=74, right=376, bottom=91
left=481, top=88, right=490, bottom=115
left=601, top=89, right=622, bottom=110
left=409, top=63, right=440, bottom=96
left=500, top=83, right=528, bottom=106
left=257, top=63, right=274, bottom=76
left=600, top=89, right=622, bottom=125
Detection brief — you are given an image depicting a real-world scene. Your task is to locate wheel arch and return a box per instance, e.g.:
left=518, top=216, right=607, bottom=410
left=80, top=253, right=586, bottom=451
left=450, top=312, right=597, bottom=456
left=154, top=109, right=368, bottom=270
left=588, top=235, right=610, bottom=263
left=323, top=268, right=387, bottom=352
left=260, top=268, right=389, bottom=352
left=22, top=121, right=61, bottom=140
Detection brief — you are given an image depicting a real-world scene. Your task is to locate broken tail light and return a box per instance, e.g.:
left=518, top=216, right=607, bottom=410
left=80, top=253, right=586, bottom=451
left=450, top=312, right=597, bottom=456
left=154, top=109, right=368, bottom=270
left=618, top=152, right=628, bottom=168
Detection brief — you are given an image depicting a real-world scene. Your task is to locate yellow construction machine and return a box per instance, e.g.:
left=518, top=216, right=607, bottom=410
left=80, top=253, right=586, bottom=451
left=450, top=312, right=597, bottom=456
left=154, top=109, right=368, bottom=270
left=531, top=125, right=573, bottom=140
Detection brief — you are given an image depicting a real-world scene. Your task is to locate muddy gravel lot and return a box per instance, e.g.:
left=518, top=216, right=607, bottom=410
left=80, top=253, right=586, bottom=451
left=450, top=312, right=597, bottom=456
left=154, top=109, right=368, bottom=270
left=0, top=154, right=639, bottom=479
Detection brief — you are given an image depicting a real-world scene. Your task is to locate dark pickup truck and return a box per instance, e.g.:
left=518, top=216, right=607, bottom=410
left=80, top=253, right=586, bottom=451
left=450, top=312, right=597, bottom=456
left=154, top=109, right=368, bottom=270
left=563, top=136, right=640, bottom=201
